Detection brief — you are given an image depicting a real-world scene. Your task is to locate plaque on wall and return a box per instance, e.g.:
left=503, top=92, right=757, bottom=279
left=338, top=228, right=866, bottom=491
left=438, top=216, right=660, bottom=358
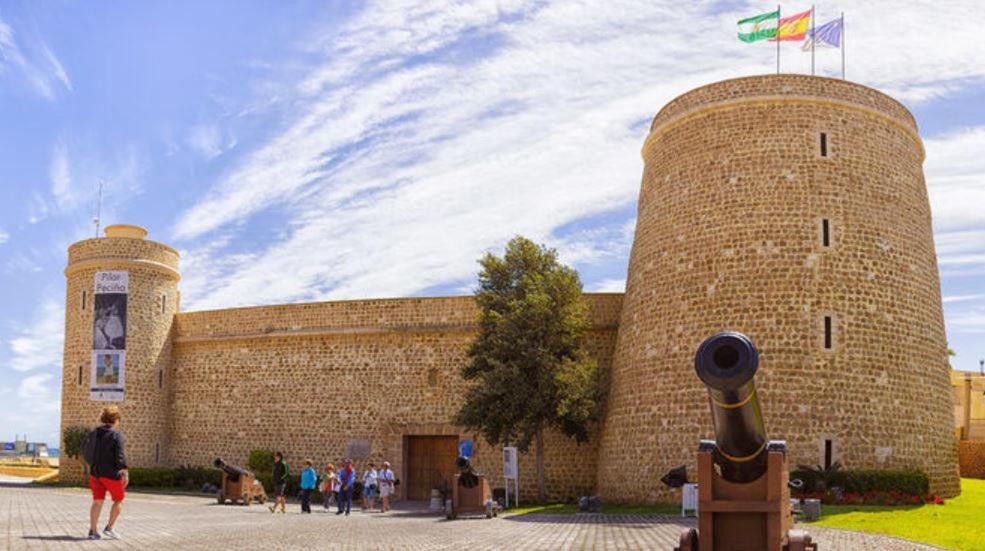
left=345, top=439, right=370, bottom=459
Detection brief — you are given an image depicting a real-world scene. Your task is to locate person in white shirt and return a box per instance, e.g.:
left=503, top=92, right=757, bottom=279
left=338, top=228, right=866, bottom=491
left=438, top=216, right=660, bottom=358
left=378, top=461, right=395, bottom=512
left=361, top=462, right=378, bottom=511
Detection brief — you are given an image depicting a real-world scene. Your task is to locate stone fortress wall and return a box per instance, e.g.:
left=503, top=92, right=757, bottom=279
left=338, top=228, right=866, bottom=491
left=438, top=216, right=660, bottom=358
left=595, top=75, right=958, bottom=502
left=166, top=295, right=621, bottom=501
left=61, top=75, right=959, bottom=502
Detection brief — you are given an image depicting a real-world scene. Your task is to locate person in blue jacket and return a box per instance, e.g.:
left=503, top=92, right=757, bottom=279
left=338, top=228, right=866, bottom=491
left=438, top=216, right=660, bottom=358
left=336, top=458, right=356, bottom=516
left=299, top=460, right=318, bottom=514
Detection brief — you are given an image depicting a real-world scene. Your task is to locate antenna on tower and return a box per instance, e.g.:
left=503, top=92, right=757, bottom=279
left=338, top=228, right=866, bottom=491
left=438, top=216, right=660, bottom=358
left=93, top=180, right=104, bottom=238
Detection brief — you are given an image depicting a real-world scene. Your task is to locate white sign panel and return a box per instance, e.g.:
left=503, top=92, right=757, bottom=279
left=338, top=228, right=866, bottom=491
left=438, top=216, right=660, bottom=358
left=503, top=446, right=518, bottom=479
left=91, top=271, right=128, bottom=401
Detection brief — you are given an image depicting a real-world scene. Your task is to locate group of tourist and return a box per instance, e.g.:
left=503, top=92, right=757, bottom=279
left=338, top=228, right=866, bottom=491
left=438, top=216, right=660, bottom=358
left=269, top=453, right=397, bottom=516
left=82, top=406, right=402, bottom=540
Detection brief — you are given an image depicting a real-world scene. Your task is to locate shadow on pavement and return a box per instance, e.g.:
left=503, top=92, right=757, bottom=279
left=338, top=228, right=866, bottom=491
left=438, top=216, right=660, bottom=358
left=22, top=535, right=91, bottom=542
left=503, top=513, right=696, bottom=527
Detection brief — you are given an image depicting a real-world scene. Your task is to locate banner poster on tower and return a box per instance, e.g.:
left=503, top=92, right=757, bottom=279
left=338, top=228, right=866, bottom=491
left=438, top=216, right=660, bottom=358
left=91, top=271, right=128, bottom=401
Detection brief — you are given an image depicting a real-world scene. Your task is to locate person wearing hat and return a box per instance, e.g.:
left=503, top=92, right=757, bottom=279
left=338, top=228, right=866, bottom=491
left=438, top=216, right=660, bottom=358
left=336, top=458, right=356, bottom=516
left=378, top=461, right=396, bottom=512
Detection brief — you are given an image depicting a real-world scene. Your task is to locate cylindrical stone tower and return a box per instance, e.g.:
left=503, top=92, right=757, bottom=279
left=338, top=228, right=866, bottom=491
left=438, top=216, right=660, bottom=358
left=596, top=75, right=959, bottom=502
left=60, top=224, right=180, bottom=482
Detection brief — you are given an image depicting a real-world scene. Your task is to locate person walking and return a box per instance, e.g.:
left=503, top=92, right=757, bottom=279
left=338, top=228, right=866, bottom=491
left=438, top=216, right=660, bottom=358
left=362, top=462, right=379, bottom=511
left=85, top=406, right=128, bottom=540
left=299, top=460, right=317, bottom=514
left=321, top=464, right=337, bottom=510
left=378, top=461, right=395, bottom=513
left=336, top=458, right=356, bottom=516
left=269, top=452, right=289, bottom=514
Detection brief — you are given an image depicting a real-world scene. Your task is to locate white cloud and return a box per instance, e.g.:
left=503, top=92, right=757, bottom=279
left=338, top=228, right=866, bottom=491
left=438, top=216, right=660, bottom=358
left=50, top=141, right=74, bottom=210
left=590, top=278, right=626, bottom=293
left=9, top=298, right=65, bottom=372
left=924, top=127, right=985, bottom=279
left=943, top=294, right=985, bottom=304
left=5, top=374, right=60, bottom=444
left=40, top=141, right=146, bottom=222
left=0, top=229, right=9, bottom=244
left=925, top=127, right=985, bottom=233
left=187, top=124, right=236, bottom=159
left=171, top=1, right=985, bottom=311
left=0, top=17, right=71, bottom=100
left=17, top=373, right=56, bottom=403
left=40, top=43, right=72, bottom=92
left=27, top=191, right=49, bottom=224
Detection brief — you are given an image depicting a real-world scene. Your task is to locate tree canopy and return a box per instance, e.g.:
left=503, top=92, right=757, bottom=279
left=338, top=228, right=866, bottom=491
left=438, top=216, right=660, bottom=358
left=454, top=236, right=600, bottom=499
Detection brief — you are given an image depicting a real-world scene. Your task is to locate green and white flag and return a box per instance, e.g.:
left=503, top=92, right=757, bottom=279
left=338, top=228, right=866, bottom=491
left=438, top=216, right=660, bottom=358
left=738, top=10, right=780, bottom=43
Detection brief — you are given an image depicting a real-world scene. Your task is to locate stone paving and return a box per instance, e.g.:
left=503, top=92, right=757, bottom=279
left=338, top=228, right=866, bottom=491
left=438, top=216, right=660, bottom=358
left=0, top=484, right=941, bottom=550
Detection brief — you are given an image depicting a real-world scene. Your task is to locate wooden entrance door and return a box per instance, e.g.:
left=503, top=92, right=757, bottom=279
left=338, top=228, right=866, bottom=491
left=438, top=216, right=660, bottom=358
left=406, top=436, right=458, bottom=501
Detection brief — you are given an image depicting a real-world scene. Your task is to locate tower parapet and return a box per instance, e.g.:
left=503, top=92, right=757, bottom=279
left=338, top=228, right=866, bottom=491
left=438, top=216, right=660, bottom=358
left=60, top=225, right=179, bottom=482
left=596, top=75, right=958, bottom=501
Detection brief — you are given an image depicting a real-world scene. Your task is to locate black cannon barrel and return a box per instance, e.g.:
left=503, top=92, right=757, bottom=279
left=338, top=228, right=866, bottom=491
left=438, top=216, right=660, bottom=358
left=213, top=458, right=252, bottom=482
left=456, top=456, right=479, bottom=488
left=694, top=331, right=768, bottom=483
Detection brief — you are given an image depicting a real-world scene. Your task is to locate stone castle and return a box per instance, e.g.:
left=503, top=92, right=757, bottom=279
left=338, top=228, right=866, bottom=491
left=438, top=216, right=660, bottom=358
left=60, top=75, right=960, bottom=502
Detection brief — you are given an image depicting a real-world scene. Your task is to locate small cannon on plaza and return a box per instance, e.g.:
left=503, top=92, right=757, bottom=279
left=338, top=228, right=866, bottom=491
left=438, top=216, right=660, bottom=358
left=447, top=455, right=495, bottom=520
left=214, top=458, right=267, bottom=506
left=675, top=332, right=815, bottom=551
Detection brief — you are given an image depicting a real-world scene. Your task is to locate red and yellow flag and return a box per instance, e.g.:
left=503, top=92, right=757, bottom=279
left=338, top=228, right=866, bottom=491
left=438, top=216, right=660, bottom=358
left=770, top=9, right=811, bottom=41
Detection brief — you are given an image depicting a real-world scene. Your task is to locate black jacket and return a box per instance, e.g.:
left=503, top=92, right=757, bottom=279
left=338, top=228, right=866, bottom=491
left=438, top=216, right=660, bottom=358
left=90, top=425, right=128, bottom=479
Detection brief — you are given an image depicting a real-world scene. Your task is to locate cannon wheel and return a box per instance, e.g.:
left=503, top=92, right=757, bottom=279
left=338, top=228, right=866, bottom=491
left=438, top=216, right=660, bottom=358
left=258, top=494, right=267, bottom=504
left=674, top=528, right=698, bottom=551
left=241, top=492, right=250, bottom=506
left=786, top=529, right=815, bottom=551
left=217, top=493, right=225, bottom=505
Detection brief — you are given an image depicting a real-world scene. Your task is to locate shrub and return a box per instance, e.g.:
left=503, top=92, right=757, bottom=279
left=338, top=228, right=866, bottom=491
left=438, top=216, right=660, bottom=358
left=62, top=426, right=89, bottom=460
left=793, top=462, right=846, bottom=492
left=258, top=472, right=301, bottom=496
left=843, top=469, right=929, bottom=496
left=248, top=449, right=275, bottom=476
left=127, top=466, right=221, bottom=489
left=174, top=465, right=222, bottom=489
left=128, top=467, right=178, bottom=487
left=791, top=467, right=930, bottom=504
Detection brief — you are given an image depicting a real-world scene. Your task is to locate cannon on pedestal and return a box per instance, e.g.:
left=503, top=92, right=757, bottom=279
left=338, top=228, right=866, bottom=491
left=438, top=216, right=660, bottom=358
left=214, top=458, right=267, bottom=506
left=675, top=332, right=815, bottom=551
left=446, top=456, right=494, bottom=520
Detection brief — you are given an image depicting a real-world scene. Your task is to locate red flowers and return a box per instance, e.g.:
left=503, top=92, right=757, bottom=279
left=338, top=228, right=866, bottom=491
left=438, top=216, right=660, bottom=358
left=793, top=489, right=933, bottom=506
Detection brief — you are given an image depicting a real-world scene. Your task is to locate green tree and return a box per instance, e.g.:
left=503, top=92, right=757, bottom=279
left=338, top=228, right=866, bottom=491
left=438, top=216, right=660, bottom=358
left=454, top=236, right=599, bottom=501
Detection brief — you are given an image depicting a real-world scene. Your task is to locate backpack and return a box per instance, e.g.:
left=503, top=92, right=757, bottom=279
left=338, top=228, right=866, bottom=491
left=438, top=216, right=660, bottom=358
left=83, top=427, right=102, bottom=467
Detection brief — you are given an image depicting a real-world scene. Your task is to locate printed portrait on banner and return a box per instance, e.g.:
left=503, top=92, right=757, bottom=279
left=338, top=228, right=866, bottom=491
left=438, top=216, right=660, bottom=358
left=91, top=271, right=128, bottom=402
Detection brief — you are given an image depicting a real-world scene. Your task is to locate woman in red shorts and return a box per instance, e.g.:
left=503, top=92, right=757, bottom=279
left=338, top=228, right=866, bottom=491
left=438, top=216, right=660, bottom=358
left=88, top=406, right=128, bottom=540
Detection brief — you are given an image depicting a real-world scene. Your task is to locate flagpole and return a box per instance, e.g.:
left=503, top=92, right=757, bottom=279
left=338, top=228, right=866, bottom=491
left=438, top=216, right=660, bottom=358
left=841, top=12, right=846, bottom=79
left=776, top=4, right=781, bottom=74
left=810, top=5, right=816, bottom=75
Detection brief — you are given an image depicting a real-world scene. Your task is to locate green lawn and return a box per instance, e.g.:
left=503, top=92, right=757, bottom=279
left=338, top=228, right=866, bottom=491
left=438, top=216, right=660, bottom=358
left=808, top=478, right=985, bottom=550
left=505, top=502, right=679, bottom=516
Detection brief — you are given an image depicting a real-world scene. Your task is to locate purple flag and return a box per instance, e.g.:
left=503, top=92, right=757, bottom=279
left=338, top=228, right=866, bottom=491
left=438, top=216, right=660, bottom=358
left=802, top=18, right=843, bottom=50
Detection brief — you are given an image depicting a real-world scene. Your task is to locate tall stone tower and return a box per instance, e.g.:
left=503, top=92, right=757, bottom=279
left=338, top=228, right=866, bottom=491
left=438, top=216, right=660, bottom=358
left=596, top=75, right=959, bottom=501
left=60, top=224, right=180, bottom=482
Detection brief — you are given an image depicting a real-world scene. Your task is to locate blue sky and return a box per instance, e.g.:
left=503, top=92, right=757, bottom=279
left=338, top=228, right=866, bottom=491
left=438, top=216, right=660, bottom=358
left=1, top=1, right=983, bottom=447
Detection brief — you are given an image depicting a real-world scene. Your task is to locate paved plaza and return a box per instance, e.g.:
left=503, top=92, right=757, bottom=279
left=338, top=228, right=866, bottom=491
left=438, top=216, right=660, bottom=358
left=0, top=484, right=939, bottom=550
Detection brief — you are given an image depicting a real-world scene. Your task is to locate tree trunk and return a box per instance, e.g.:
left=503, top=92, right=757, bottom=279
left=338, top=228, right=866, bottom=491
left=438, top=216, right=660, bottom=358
left=535, top=427, right=546, bottom=502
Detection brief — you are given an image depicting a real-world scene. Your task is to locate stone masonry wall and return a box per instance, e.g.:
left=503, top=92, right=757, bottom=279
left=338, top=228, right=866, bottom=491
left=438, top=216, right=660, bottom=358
left=60, top=237, right=179, bottom=483
left=167, top=294, right=621, bottom=502
left=596, top=75, right=959, bottom=502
